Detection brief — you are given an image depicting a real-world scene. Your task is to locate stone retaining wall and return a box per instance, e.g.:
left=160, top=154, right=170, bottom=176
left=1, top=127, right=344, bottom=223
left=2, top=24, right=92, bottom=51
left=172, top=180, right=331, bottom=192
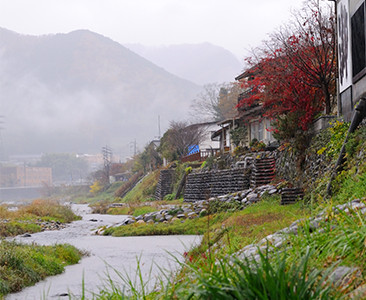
left=184, top=168, right=251, bottom=202
left=155, top=169, right=175, bottom=200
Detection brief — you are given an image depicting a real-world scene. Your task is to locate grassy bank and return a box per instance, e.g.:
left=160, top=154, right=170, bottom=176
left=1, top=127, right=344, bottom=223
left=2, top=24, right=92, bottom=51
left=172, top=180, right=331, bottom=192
left=0, top=241, right=84, bottom=296
left=0, top=199, right=80, bottom=237
left=104, top=195, right=309, bottom=255
left=91, top=199, right=366, bottom=299
left=89, top=125, right=366, bottom=299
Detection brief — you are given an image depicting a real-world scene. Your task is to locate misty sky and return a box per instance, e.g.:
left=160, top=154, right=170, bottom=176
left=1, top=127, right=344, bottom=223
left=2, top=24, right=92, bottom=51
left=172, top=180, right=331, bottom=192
left=0, top=0, right=306, bottom=59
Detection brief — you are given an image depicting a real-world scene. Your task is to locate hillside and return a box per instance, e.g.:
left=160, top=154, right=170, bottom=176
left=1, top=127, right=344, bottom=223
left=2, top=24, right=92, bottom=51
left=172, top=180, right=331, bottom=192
left=125, top=43, right=243, bottom=85
left=0, top=28, right=201, bottom=157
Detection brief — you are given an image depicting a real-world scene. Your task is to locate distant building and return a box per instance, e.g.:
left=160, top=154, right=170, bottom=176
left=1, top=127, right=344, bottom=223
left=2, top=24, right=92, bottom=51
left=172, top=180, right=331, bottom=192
left=0, top=165, right=52, bottom=187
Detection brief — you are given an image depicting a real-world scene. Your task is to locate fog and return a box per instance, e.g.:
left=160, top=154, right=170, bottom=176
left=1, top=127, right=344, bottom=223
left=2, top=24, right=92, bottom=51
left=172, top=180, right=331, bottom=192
left=0, top=28, right=203, bottom=160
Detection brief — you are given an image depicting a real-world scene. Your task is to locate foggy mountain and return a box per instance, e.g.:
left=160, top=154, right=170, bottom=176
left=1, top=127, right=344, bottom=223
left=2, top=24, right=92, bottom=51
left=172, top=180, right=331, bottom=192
left=125, top=43, right=243, bottom=85
left=0, top=28, right=202, bottom=158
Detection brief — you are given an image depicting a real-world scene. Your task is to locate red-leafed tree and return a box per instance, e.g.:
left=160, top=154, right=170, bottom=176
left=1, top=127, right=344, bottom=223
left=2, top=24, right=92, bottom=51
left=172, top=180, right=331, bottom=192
left=238, top=0, right=336, bottom=136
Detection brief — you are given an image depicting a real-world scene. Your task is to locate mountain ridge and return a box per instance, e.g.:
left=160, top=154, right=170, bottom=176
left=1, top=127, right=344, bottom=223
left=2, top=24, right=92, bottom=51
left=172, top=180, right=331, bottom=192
left=0, top=28, right=202, bottom=158
left=125, top=42, right=243, bottom=85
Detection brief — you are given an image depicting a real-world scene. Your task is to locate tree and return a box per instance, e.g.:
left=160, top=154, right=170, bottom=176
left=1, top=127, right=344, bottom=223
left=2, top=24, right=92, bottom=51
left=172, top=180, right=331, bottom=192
left=239, top=0, right=336, bottom=135
left=190, top=83, right=239, bottom=122
left=134, top=142, right=162, bottom=173
left=158, top=121, right=206, bottom=161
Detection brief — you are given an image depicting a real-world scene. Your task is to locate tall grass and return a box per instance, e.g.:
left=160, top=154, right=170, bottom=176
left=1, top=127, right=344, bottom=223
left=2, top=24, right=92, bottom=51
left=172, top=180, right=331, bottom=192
left=83, top=248, right=337, bottom=300
left=0, top=199, right=80, bottom=237
left=168, top=249, right=336, bottom=300
left=0, top=241, right=83, bottom=296
left=289, top=202, right=366, bottom=269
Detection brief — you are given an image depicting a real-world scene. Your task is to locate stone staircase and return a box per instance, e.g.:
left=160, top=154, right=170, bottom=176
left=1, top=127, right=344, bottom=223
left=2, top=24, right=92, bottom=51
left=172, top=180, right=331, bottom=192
left=280, top=188, right=304, bottom=205
left=251, top=157, right=276, bottom=188
left=155, top=169, right=175, bottom=200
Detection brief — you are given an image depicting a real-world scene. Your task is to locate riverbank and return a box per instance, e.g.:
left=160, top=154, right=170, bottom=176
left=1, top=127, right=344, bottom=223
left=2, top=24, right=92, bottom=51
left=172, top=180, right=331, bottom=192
left=6, top=204, right=201, bottom=299
left=0, top=241, right=83, bottom=297
left=0, top=200, right=83, bottom=297
left=0, top=199, right=80, bottom=237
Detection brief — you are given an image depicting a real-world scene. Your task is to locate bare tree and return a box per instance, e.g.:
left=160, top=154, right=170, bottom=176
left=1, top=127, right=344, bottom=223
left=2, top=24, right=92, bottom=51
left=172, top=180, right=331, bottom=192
left=158, top=121, right=207, bottom=160
left=190, top=83, right=239, bottom=122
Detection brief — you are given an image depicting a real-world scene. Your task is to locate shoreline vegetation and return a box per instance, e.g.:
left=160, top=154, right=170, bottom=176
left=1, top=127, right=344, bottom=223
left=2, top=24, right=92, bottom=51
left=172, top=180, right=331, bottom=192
left=0, top=199, right=80, bottom=237
left=0, top=241, right=84, bottom=296
left=0, top=200, right=83, bottom=296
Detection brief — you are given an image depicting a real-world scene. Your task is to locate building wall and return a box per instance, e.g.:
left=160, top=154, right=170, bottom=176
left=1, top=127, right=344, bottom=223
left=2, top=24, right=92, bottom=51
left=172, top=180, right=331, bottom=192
left=16, top=167, right=52, bottom=187
left=0, top=166, right=18, bottom=187
left=200, top=123, right=221, bottom=150
left=338, top=0, right=366, bottom=121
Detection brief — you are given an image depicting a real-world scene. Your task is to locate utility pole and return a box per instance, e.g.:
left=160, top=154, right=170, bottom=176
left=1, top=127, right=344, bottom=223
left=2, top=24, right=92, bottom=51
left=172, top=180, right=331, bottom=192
left=129, top=140, right=137, bottom=156
left=158, top=115, right=161, bottom=139
left=102, top=145, right=112, bottom=185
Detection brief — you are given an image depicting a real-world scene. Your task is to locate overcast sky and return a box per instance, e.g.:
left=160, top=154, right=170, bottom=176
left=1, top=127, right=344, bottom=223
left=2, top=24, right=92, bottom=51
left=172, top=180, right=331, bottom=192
left=0, top=0, right=306, bottom=60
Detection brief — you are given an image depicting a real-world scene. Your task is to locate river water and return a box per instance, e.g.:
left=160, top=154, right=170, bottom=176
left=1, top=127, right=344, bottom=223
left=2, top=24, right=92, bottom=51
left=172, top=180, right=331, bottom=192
left=7, top=204, right=201, bottom=300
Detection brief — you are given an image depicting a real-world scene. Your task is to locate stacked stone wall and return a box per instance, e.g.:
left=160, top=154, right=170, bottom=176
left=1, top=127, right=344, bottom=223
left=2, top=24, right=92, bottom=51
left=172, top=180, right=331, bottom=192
left=155, top=169, right=175, bottom=200
left=184, top=168, right=250, bottom=202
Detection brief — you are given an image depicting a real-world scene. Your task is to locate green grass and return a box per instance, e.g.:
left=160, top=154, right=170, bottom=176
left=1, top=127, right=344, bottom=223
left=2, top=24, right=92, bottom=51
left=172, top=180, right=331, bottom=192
left=121, top=170, right=160, bottom=203
left=290, top=203, right=366, bottom=269
left=0, top=241, right=84, bottom=296
left=103, top=195, right=308, bottom=256
left=332, top=172, right=366, bottom=204
left=132, top=206, right=157, bottom=217
left=104, top=216, right=212, bottom=237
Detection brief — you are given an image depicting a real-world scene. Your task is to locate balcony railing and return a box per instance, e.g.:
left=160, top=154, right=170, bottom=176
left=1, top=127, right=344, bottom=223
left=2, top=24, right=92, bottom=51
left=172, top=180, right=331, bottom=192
left=181, top=149, right=220, bottom=163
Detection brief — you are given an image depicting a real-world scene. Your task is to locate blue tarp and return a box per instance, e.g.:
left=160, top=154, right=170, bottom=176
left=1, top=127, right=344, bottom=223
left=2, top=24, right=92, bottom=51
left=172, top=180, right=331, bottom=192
left=188, top=145, right=199, bottom=155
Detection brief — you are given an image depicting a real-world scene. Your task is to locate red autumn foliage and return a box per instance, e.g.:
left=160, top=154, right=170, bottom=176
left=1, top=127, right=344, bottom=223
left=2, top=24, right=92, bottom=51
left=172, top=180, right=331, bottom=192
left=238, top=0, right=336, bottom=133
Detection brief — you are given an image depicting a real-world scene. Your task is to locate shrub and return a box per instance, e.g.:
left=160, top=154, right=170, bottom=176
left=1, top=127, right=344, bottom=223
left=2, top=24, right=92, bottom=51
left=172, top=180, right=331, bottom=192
left=89, top=181, right=103, bottom=194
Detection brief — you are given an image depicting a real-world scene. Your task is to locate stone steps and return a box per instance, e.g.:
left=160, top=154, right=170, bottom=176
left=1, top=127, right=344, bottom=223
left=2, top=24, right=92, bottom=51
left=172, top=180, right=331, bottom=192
left=155, top=169, right=175, bottom=200
left=281, top=188, right=304, bottom=205
left=251, top=157, right=276, bottom=188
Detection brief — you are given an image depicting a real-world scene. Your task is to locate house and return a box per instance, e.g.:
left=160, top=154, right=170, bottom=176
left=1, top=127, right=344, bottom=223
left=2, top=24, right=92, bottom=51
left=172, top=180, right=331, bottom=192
left=211, top=118, right=240, bottom=153
left=236, top=70, right=275, bottom=146
left=336, top=0, right=366, bottom=121
left=181, top=121, right=221, bottom=162
left=211, top=68, right=276, bottom=153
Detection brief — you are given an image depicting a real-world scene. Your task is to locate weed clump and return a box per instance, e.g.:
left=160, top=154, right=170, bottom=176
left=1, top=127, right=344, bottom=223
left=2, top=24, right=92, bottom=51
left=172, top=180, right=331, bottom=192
left=0, top=241, right=83, bottom=296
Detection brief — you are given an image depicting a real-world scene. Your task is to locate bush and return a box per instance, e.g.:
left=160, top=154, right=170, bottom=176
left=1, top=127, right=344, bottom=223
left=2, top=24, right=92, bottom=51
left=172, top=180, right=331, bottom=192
left=174, top=248, right=336, bottom=300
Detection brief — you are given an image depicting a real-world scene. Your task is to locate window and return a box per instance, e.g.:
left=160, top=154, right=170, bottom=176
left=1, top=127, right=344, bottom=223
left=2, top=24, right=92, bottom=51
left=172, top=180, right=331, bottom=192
left=250, top=120, right=263, bottom=141
left=351, top=2, right=366, bottom=81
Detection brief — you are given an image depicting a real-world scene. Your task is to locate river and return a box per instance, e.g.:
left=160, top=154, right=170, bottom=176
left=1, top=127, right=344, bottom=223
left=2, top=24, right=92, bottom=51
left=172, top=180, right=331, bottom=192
left=7, top=204, right=201, bottom=300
